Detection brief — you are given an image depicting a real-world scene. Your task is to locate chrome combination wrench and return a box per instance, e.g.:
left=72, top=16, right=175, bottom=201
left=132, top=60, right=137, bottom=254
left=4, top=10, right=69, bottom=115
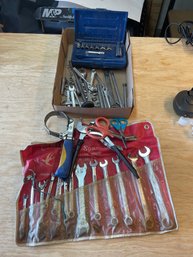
left=19, top=194, right=29, bottom=239
left=112, top=157, right=133, bottom=226
left=68, top=173, right=75, bottom=219
left=89, top=160, right=101, bottom=221
left=99, top=160, right=118, bottom=227
left=45, top=174, right=55, bottom=205
left=128, top=154, right=154, bottom=229
left=138, top=146, right=171, bottom=229
left=75, top=164, right=89, bottom=237
left=52, top=177, right=63, bottom=223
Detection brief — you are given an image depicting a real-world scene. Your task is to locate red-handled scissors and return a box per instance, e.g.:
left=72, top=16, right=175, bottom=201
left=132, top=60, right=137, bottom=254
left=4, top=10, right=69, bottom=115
left=86, top=117, right=112, bottom=139
left=85, top=117, right=139, bottom=179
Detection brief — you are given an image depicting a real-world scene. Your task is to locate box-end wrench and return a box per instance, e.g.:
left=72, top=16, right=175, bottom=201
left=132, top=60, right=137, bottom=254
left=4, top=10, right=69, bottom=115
left=138, top=146, right=172, bottom=229
left=75, top=164, right=90, bottom=237
left=89, top=160, right=101, bottom=221
left=112, top=157, right=133, bottom=226
left=128, top=155, right=154, bottom=229
left=99, top=160, right=118, bottom=227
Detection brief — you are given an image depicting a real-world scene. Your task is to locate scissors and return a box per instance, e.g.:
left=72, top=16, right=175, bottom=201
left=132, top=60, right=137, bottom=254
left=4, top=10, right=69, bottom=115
left=86, top=117, right=139, bottom=179
left=110, top=118, right=128, bottom=148
left=44, top=111, right=74, bottom=180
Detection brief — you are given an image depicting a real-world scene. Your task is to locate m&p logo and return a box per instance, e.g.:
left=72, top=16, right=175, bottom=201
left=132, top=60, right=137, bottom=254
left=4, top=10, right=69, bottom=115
left=42, top=8, right=62, bottom=18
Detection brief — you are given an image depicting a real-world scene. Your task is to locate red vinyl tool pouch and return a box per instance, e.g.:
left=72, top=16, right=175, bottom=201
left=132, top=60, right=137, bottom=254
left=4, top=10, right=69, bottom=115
left=16, top=121, right=178, bottom=246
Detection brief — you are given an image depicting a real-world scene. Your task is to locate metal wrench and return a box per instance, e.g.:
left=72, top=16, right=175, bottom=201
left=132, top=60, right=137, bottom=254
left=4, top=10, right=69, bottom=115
left=112, top=157, right=133, bottom=226
left=63, top=180, right=69, bottom=221
left=36, top=181, right=47, bottom=241
left=38, top=181, right=47, bottom=217
left=99, top=160, right=118, bottom=226
left=52, top=177, right=63, bottom=222
left=128, top=154, right=154, bottom=229
left=69, top=85, right=81, bottom=107
left=46, top=174, right=55, bottom=204
left=19, top=194, right=29, bottom=240
left=138, top=146, right=171, bottom=229
left=75, top=164, right=90, bottom=237
left=68, top=173, right=75, bottom=219
left=89, top=160, right=101, bottom=221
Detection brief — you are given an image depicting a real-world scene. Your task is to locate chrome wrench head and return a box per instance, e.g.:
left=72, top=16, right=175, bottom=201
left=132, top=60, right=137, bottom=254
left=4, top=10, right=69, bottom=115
left=99, top=159, right=108, bottom=168
left=75, top=163, right=87, bottom=187
left=124, top=215, right=133, bottom=226
left=112, top=156, right=120, bottom=164
left=89, top=159, right=98, bottom=167
left=138, top=146, right=151, bottom=158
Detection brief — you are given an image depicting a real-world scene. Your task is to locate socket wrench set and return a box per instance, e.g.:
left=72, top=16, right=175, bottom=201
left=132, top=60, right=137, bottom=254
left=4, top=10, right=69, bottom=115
left=71, top=9, right=128, bottom=69
left=16, top=117, right=178, bottom=246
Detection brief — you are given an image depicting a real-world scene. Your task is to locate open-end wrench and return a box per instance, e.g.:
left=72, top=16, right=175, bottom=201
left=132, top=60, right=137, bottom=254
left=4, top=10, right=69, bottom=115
left=89, top=160, right=101, bottom=221
left=69, top=85, right=81, bottom=107
left=128, top=154, right=154, bottom=229
left=99, top=160, right=118, bottom=227
left=75, top=164, right=90, bottom=237
left=138, top=146, right=172, bottom=229
left=112, top=157, right=133, bottom=226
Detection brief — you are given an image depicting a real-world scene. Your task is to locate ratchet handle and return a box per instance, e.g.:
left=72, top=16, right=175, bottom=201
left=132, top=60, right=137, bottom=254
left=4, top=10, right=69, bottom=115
left=111, top=146, right=139, bottom=179
left=55, top=139, right=73, bottom=180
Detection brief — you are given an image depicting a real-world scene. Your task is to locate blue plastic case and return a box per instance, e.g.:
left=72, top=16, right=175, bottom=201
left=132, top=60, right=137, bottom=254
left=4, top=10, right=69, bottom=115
left=71, top=9, right=128, bottom=69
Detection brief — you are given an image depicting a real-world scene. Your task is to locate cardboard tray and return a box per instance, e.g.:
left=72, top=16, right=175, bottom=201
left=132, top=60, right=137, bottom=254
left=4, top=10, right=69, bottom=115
left=52, top=28, right=134, bottom=118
